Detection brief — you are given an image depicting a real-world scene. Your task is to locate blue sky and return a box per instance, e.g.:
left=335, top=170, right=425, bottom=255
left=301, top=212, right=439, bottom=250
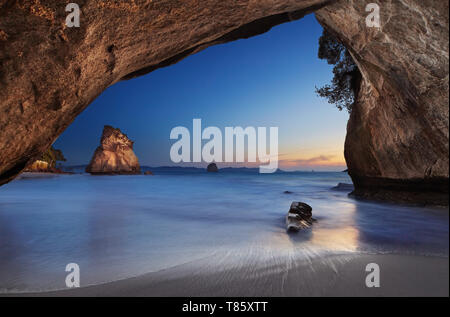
left=55, top=13, right=349, bottom=171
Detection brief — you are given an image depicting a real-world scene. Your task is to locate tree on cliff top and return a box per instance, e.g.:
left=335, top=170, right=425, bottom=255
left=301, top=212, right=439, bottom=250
left=315, top=29, right=361, bottom=113
left=41, top=146, right=66, bottom=168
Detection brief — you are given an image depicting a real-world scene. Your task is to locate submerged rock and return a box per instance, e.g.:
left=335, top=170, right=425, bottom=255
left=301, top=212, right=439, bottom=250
left=86, top=126, right=141, bottom=175
left=286, top=202, right=314, bottom=232
left=207, top=163, right=219, bottom=173
left=332, top=183, right=355, bottom=191
left=144, top=171, right=153, bottom=175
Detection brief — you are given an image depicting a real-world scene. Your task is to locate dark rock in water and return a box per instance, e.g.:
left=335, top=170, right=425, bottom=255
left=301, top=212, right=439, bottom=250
left=286, top=202, right=314, bottom=232
left=283, top=191, right=293, bottom=194
left=86, top=126, right=141, bottom=175
left=207, top=163, right=219, bottom=173
left=286, top=216, right=315, bottom=232
left=144, top=171, right=153, bottom=175
left=350, top=188, right=449, bottom=207
left=289, top=202, right=312, bottom=218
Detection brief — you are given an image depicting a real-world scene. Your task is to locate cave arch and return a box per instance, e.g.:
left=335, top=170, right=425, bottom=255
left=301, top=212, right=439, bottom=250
left=0, top=0, right=448, bottom=203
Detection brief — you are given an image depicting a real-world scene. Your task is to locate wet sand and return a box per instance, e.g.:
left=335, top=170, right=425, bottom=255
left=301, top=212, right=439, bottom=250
left=8, top=253, right=449, bottom=297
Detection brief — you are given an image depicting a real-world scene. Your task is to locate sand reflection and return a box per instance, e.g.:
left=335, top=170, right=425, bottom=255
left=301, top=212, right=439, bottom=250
left=310, top=226, right=359, bottom=251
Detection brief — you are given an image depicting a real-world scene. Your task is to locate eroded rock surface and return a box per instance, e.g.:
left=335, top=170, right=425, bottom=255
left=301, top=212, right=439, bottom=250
left=316, top=1, right=449, bottom=204
left=86, top=125, right=140, bottom=175
left=286, top=202, right=315, bottom=231
left=0, top=1, right=448, bottom=204
left=24, top=160, right=49, bottom=172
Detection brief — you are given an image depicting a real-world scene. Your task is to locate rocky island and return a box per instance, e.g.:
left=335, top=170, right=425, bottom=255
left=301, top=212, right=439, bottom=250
left=86, top=125, right=141, bottom=175
left=207, top=163, right=219, bottom=173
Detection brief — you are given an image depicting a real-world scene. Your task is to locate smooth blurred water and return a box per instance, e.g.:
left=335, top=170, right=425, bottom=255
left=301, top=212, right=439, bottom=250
left=0, top=171, right=448, bottom=293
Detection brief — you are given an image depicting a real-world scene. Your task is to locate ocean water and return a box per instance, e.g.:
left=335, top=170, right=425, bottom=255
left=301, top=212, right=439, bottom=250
left=0, top=171, right=448, bottom=293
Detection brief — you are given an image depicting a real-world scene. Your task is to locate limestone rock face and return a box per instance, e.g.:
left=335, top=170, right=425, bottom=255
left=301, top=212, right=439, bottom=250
left=25, top=160, right=49, bottom=172
left=316, top=1, right=449, bottom=203
left=23, top=160, right=66, bottom=174
left=86, top=126, right=140, bottom=175
left=0, top=1, right=448, bottom=204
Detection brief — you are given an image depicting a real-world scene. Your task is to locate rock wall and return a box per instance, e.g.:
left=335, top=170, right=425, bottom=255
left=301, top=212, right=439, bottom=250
left=316, top=0, right=449, bottom=204
left=86, top=125, right=141, bottom=174
left=0, top=1, right=448, bottom=203
left=25, top=160, right=49, bottom=172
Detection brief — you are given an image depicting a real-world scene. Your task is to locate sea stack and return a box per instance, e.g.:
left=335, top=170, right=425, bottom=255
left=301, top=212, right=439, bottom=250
left=207, top=163, right=219, bottom=172
left=86, top=126, right=141, bottom=175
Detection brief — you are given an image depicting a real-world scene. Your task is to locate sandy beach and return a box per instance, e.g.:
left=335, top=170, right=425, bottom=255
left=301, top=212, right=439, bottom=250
left=8, top=253, right=447, bottom=297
